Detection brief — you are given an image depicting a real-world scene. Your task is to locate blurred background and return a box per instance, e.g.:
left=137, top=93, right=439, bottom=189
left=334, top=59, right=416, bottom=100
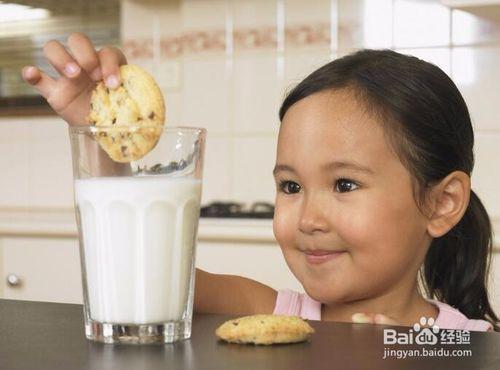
left=0, top=0, right=499, bottom=309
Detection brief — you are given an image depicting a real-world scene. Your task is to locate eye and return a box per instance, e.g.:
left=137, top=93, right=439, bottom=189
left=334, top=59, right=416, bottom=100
left=335, top=178, right=359, bottom=193
left=278, top=180, right=301, bottom=194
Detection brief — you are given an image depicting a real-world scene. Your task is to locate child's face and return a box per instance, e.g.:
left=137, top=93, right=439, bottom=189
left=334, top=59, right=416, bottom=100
left=273, top=89, right=432, bottom=304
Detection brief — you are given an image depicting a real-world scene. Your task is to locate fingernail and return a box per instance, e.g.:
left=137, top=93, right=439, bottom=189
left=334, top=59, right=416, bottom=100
left=374, top=314, right=392, bottom=324
left=106, top=74, right=120, bottom=89
left=64, top=62, right=80, bottom=76
left=90, top=67, right=102, bottom=81
left=23, top=66, right=36, bottom=77
left=352, top=313, right=371, bottom=324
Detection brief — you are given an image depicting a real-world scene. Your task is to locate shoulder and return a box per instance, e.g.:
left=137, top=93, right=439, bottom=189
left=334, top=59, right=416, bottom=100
left=429, top=299, right=494, bottom=332
left=273, top=289, right=321, bottom=320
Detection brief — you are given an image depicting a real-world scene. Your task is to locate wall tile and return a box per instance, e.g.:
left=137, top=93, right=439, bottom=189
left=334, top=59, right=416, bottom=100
left=285, top=0, right=331, bottom=25
left=232, top=136, right=278, bottom=205
left=473, top=132, right=500, bottom=219
left=3, top=0, right=500, bottom=215
left=121, top=0, right=181, bottom=40
left=232, top=0, right=277, bottom=29
left=182, top=0, right=227, bottom=31
left=181, top=57, right=232, bottom=133
left=201, top=136, right=233, bottom=204
left=393, top=0, right=450, bottom=48
left=28, top=127, right=74, bottom=208
left=453, top=46, right=500, bottom=131
left=452, top=8, right=500, bottom=46
left=164, top=91, right=183, bottom=127
left=395, top=47, right=452, bottom=76
left=232, top=54, right=283, bottom=134
left=284, top=51, right=331, bottom=93
left=338, top=0, right=393, bottom=50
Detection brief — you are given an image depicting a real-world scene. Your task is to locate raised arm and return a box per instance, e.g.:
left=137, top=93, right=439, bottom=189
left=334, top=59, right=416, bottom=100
left=22, top=33, right=130, bottom=175
left=194, top=268, right=277, bottom=316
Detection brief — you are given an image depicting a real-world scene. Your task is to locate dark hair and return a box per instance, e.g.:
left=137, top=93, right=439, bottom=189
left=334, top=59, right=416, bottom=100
left=279, top=49, right=499, bottom=331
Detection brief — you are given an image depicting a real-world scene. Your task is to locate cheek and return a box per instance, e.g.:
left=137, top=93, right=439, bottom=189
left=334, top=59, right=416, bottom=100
left=272, top=203, right=295, bottom=248
left=336, top=195, right=427, bottom=269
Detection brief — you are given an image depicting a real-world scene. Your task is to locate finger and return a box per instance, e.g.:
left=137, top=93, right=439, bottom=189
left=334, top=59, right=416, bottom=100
left=43, top=39, right=82, bottom=79
left=374, top=314, right=399, bottom=326
left=21, top=66, right=56, bottom=99
left=351, top=313, right=374, bottom=324
left=97, top=46, right=127, bottom=89
left=67, top=32, right=102, bottom=82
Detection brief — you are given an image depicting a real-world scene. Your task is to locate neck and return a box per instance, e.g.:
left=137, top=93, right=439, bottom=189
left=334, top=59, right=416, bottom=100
left=321, top=278, right=438, bottom=326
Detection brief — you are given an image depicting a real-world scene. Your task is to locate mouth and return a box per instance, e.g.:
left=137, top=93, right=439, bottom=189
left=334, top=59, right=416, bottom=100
left=303, top=249, right=347, bottom=265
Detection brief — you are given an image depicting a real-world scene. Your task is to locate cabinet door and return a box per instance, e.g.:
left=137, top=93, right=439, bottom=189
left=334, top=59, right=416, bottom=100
left=490, top=251, right=500, bottom=315
left=196, top=241, right=304, bottom=293
left=0, top=237, right=82, bottom=304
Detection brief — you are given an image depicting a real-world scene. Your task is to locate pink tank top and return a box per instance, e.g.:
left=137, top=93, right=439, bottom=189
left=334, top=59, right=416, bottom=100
left=273, top=289, right=493, bottom=332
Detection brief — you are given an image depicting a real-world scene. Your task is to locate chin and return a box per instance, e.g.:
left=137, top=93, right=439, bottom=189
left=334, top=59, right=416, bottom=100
left=301, top=278, right=350, bottom=304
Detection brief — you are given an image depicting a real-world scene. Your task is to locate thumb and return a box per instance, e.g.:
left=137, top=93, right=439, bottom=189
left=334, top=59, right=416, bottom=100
left=22, top=66, right=56, bottom=100
left=373, top=313, right=399, bottom=326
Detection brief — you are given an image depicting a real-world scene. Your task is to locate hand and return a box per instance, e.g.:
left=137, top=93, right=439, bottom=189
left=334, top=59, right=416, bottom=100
left=351, top=312, right=400, bottom=326
left=21, top=32, right=127, bottom=126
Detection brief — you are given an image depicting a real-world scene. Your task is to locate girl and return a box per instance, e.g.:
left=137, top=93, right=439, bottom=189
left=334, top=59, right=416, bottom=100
left=22, top=33, right=498, bottom=332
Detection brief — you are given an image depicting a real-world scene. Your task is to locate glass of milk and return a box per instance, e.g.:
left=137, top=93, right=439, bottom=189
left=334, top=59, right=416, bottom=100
left=68, top=125, right=206, bottom=344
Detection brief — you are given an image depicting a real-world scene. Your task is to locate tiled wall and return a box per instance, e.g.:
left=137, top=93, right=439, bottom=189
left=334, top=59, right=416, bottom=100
left=0, top=0, right=499, bottom=219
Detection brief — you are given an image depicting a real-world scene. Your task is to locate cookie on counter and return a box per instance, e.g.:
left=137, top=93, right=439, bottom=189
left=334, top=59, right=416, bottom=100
left=87, top=64, right=166, bottom=163
left=215, top=314, right=315, bottom=345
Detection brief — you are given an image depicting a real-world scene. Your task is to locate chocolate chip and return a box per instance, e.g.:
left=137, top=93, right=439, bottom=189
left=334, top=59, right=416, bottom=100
left=121, top=145, right=127, bottom=155
left=112, top=118, right=116, bottom=124
left=232, top=322, right=239, bottom=326
left=148, top=112, right=155, bottom=119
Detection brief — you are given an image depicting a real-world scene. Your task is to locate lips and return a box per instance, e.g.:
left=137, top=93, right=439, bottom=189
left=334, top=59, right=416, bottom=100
left=304, top=249, right=346, bottom=264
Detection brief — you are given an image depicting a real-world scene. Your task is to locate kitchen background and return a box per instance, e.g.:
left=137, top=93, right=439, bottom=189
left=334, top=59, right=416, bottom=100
left=0, top=0, right=499, bottom=312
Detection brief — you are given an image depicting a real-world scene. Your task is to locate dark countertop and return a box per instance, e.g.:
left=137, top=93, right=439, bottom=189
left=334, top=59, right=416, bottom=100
left=0, top=299, right=499, bottom=370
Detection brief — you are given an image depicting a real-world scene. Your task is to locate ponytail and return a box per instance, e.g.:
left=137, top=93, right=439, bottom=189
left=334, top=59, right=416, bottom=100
left=422, top=190, right=499, bottom=331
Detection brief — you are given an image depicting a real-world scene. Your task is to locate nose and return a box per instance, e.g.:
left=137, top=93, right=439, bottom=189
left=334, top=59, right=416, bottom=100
left=298, top=193, right=330, bottom=234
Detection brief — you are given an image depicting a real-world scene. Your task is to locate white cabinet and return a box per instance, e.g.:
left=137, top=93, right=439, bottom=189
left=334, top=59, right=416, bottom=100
left=196, top=241, right=303, bottom=293
left=0, top=237, right=82, bottom=304
left=0, top=236, right=302, bottom=304
left=489, top=251, right=500, bottom=315
left=0, top=213, right=498, bottom=318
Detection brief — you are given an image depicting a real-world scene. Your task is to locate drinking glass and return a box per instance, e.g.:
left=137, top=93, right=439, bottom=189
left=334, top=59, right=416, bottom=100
left=68, top=125, right=206, bottom=344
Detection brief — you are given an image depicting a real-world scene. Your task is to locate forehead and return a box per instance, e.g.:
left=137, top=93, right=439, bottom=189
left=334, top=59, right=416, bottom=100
left=277, top=89, right=396, bottom=166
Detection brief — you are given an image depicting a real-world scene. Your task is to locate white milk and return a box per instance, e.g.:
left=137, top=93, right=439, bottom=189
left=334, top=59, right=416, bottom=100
left=74, top=176, right=202, bottom=324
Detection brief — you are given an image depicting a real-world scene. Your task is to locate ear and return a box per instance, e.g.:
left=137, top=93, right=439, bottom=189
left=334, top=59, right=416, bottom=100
left=426, top=171, right=471, bottom=238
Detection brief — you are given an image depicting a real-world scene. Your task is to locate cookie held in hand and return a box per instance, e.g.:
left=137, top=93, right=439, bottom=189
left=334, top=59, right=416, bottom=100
left=87, top=64, right=166, bottom=163
left=215, top=314, right=315, bottom=345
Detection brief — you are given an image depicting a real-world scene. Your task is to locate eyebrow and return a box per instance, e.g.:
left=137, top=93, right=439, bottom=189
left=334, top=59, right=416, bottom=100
left=272, top=161, right=375, bottom=176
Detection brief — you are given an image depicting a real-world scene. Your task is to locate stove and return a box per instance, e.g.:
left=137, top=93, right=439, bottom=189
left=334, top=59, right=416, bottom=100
left=200, top=201, right=274, bottom=219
